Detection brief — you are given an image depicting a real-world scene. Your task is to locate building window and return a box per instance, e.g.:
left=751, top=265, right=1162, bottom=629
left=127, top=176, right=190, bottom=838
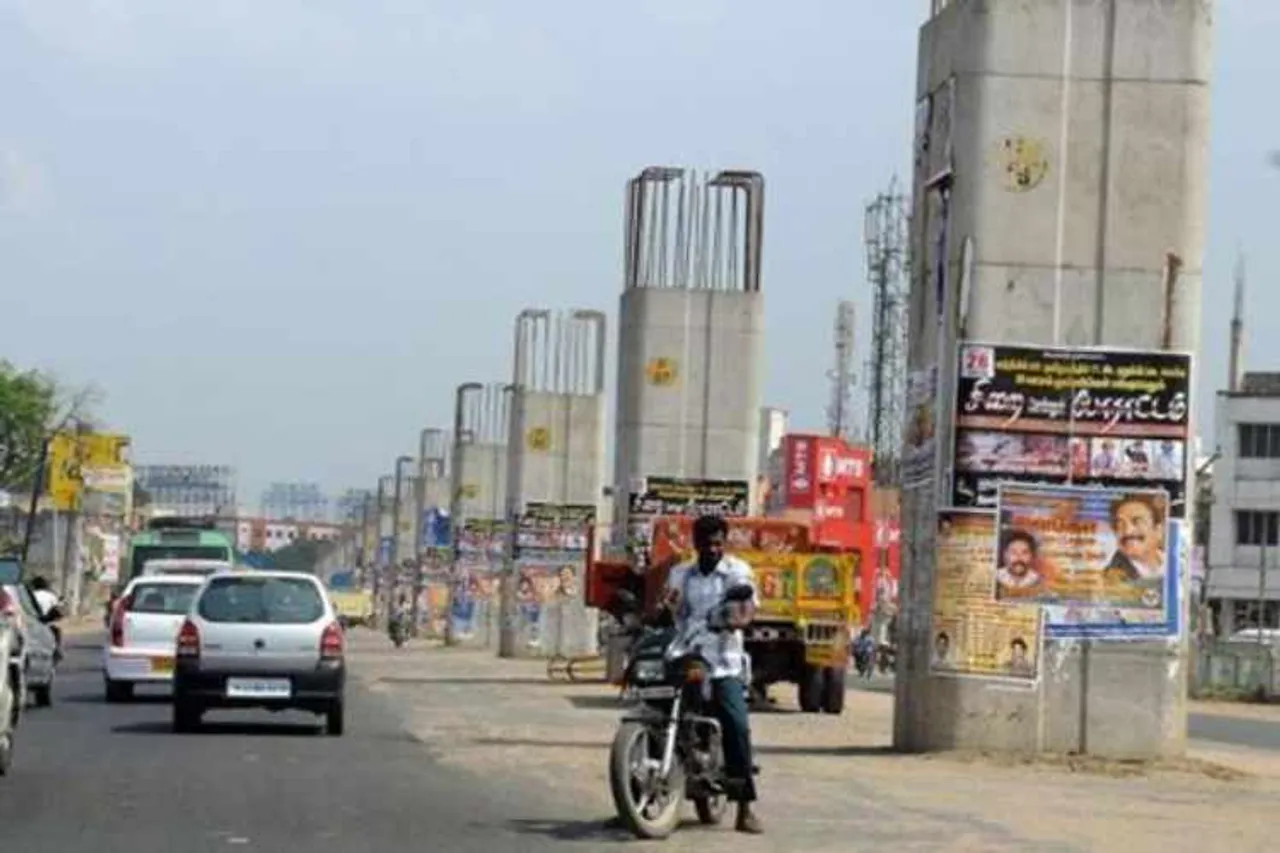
left=1235, top=510, right=1280, bottom=546
left=1230, top=600, right=1280, bottom=631
left=1238, top=423, right=1280, bottom=458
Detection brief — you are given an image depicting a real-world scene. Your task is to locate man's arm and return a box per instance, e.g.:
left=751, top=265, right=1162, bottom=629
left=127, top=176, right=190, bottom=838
left=726, top=561, right=758, bottom=629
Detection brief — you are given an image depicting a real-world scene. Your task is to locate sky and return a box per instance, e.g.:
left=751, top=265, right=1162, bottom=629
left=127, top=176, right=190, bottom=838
left=1, top=1, right=1276, bottom=503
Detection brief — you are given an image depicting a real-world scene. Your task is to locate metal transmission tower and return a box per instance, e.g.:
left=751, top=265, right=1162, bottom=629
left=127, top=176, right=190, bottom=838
left=863, top=179, right=911, bottom=486
left=826, top=300, right=858, bottom=441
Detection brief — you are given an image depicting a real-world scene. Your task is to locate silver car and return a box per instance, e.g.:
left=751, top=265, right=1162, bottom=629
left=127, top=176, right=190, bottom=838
left=0, top=559, right=59, bottom=708
left=172, top=571, right=346, bottom=735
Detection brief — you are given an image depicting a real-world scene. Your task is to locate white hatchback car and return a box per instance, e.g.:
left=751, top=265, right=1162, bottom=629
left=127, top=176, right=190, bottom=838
left=103, top=574, right=207, bottom=702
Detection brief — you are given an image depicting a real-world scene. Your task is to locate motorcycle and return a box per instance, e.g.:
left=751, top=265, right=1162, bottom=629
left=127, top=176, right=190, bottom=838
left=876, top=642, right=896, bottom=674
left=388, top=614, right=408, bottom=648
left=607, top=583, right=755, bottom=840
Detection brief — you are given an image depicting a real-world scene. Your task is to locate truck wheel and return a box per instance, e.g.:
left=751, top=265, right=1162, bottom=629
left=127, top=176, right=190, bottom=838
left=821, top=667, right=846, bottom=715
left=797, top=665, right=823, bottom=713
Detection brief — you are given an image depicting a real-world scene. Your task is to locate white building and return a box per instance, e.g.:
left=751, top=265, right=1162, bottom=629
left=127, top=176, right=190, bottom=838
left=1207, top=372, right=1280, bottom=634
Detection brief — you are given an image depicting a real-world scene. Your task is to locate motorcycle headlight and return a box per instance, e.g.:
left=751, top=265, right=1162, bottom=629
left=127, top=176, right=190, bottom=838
left=632, top=659, right=665, bottom=683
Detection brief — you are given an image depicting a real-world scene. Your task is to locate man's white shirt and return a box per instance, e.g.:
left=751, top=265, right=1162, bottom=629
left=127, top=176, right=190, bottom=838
left=664, top=555, right=758, bottom=680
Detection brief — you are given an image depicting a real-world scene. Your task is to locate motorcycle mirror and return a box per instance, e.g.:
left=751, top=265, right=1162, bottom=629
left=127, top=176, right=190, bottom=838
left=722, top=584, right=754, bottom=604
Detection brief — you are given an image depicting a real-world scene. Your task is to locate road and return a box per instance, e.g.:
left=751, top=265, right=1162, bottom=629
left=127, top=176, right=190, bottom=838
left=847, top=673, right=1280, bottom=752
left=0, top=634, right=582, bottom=853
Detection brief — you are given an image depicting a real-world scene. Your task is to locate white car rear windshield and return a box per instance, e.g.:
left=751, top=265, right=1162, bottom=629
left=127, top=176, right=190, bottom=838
left=197, top=576, right=325, bottom=625
left=128, top=582, right=200, bottom=615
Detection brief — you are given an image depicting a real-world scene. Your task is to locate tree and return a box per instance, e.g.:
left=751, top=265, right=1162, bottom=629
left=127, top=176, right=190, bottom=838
left=0, top=361, right=58, bottom=491
left=268, top=537, right=337, bottom=575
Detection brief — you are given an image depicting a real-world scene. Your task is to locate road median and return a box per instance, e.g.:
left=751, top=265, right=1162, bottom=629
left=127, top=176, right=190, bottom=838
left=349, top=631, right=1280, bottom=852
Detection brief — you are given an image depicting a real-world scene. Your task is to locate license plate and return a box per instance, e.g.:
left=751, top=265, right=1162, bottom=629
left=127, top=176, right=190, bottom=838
left=150, top=657, right=174, bottom=674
left=633, top=685, right=676, bottom=699
left=225, top=678, right=291, bottom=699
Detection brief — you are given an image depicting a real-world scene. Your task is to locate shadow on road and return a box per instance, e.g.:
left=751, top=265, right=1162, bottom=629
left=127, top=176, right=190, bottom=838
left=471, top=736, right=895, bottom=759
left=111, top=720, right=322, bottom=737
left=63, top=691, right=170, bottom=705
left=373, top=676, right=567, bottom=687
left=566, top=694, right=623, bottom=710
left=505, top=815, right=688, bottom=843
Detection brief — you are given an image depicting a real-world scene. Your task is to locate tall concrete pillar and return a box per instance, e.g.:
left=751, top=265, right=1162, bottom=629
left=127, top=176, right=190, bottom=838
left=498, top=310, right=608, bottom=659
left=446, top=383, right=511, bottom=647
left=612, top=167, right=766, bottom=554
left=895, top=0, right=1211, bottom=758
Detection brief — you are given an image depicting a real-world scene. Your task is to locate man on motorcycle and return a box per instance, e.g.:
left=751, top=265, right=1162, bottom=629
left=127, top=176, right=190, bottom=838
left=662, top=514, right=763, bottom=835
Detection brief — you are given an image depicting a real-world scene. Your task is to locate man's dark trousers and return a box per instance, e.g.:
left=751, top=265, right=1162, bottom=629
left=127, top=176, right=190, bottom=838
left=711, top=677, right=757, bottom=802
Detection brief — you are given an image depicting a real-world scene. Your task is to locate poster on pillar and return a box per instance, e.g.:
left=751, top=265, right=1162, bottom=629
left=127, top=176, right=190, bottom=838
left=952, top=342, right=1192, bottom=517
left=628, top=476, right=750, bottom=519
left=902, top=365, right=939, bottom=488
left=932, top=510, right=1041, bottom=682
left=995, top=483, right=1180, bottom=640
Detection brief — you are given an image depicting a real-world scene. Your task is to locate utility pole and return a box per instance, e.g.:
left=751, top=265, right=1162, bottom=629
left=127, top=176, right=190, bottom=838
left=372, top=476, right=386, bottom=621
left=19, top=436, right=50, bottom=570
left=357, top=491, right=371, bottom=583
left=1258, top=513, right=1272, bottom=653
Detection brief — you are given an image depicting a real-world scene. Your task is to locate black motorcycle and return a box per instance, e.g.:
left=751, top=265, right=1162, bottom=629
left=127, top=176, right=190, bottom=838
left=388, top=614, right=408, bottom=648
left=607, top=584, right=754, bottom=840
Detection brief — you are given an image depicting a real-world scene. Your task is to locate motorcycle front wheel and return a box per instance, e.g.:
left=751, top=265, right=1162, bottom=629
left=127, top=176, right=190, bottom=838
left=608, top=720, right=684, bottom=839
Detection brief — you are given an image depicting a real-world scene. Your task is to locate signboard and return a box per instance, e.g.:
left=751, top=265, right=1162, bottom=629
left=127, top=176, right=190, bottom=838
left=47, top=432, right=131, bottom=511
left=517, top=503, right=594, bottom=555
left=952, top=343, right=1191, bottom=516
left=996, top=483, right=1179, bottom=639
left=628, top=476, right=750, bottom=518
left=786, top=436, right=814, bottom=505
left=932, top=510, right=1041, bottom=681
left=418, top=507, right=451, bottom=551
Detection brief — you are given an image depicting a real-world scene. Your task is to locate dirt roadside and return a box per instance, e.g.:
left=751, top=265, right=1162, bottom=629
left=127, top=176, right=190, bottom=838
left=350, top=633, right=1280, bottom=853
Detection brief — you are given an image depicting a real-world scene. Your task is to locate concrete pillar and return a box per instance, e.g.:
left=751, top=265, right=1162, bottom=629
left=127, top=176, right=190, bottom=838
left=499, top=310, right=608, bottom=659
left=895, top=0, right=1212, bottom=758
left=612, top=167, right=766, bottom=549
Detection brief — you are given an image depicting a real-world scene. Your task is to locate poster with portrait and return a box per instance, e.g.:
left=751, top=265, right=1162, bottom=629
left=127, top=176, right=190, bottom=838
left=931, top=510, right=1041, bottom=682
left=951, top=342, right=1192, bottom=517
left=994, top=483, right=1180, bottom=639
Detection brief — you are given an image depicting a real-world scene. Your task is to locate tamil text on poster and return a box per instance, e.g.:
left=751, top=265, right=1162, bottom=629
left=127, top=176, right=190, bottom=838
left=995, top=483, right=1179, bottom=639
left=932, top=510, right=1041, bottom=682
left=952, top=343, right=1191, bottom=516
left=628, top=476, right=750, bottom=518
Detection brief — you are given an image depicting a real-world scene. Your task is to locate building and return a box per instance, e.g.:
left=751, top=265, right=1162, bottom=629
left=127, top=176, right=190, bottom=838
left=1207, top=371, right=1280, bottom=634
left=134, top=465, right=236, bottom=518
left=231, top=516, right=347, bottom=554
left=260, top=482, right=330, bottom=522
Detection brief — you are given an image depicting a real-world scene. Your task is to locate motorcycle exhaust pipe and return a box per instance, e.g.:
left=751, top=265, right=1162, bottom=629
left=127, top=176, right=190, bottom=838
left=658, top=694, right=682, bottom=778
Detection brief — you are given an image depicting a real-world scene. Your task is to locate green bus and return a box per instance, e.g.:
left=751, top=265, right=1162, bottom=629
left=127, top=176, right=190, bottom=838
left=124, top=517, right=235, bottom=582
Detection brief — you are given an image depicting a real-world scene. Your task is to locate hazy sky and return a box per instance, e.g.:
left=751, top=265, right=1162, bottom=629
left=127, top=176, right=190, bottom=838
left=2, top=2, right=1275, bottom=501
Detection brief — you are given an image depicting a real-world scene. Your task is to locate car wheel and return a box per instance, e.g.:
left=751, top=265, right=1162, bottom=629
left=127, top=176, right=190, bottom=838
left=30, top=681, right=52, bottom=708
left=172, top=699, right=202, bottom=734
left=325, top=698, right=345, bottom=737
left=105, top=679, right=134, bottom=704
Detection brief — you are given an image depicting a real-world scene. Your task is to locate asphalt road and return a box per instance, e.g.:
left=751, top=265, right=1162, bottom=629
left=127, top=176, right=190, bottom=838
left=0, top=634, right=593, bottom=853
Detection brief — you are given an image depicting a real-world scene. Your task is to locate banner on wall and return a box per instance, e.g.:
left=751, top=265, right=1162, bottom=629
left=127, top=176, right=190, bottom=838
left=932, top=510, right=1041, bottom=682
left=952, top=342, right=1192, bottom=517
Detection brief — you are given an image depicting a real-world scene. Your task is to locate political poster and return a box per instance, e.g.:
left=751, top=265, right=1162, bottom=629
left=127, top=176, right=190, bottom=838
left=995, top=483, right=1179, bottom=639
left=931, top=510, right=1041, bottom=682
left=952, top=342, right=1191, bottom=517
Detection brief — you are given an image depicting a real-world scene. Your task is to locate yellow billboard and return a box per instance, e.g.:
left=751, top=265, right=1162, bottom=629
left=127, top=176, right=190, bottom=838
left=47, top=432, right=131, bottom=511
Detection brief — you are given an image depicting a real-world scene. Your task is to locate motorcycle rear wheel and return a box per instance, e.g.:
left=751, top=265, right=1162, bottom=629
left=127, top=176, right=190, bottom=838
left=609, top=721, right=684, bottom=839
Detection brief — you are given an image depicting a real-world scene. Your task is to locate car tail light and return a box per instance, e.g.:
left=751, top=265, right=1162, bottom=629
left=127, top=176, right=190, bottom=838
left=0, top=587, right=17, bottom=620
left=176, top=618, right=200, bottom=658
left=320, top=622, right=344, bottom=660
left=108, top=594, right=133, bottom=648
